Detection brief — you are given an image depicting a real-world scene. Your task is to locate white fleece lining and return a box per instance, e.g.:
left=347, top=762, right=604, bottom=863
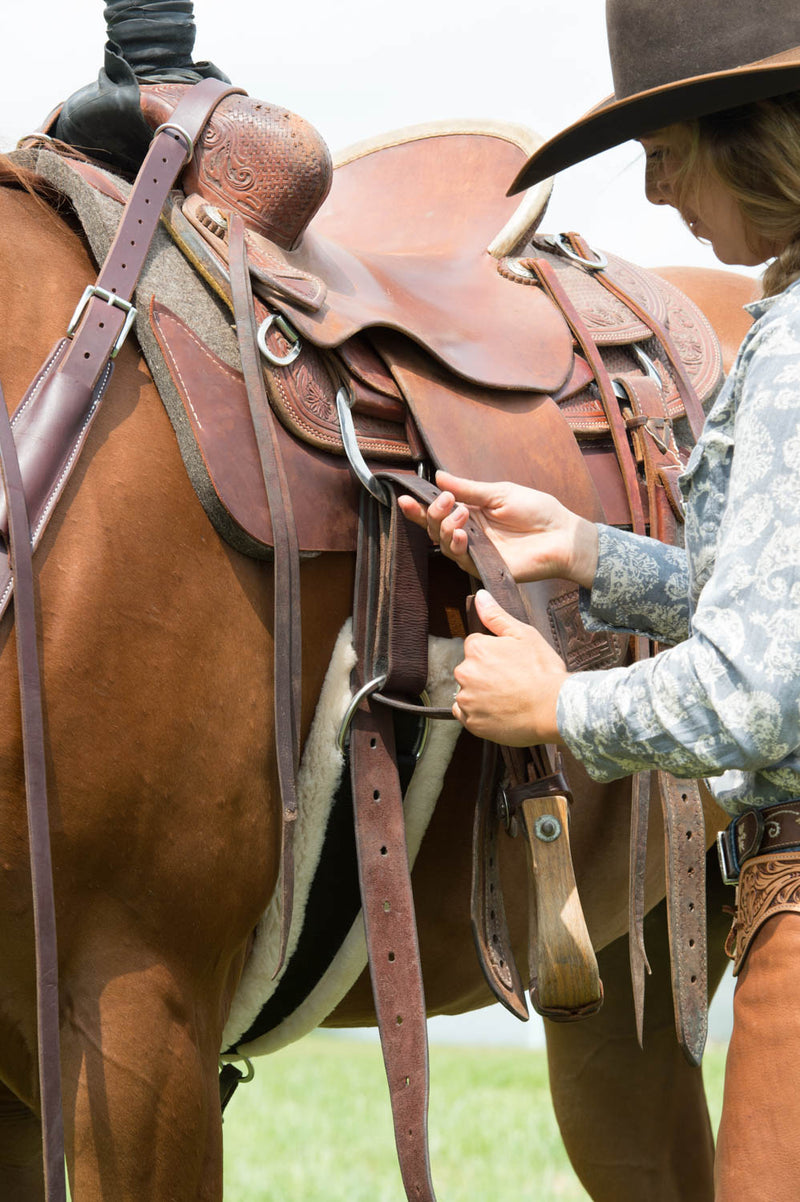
left=221, top=621, right=464, bottom=1057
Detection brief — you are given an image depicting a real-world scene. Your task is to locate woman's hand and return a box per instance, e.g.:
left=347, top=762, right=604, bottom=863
left=452, top=590, right=568, bottom=746
left=398, top=471, right=598, bottom=588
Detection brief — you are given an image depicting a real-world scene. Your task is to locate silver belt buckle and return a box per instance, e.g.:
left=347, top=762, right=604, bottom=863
left=716, top=827, right=740, bottom=886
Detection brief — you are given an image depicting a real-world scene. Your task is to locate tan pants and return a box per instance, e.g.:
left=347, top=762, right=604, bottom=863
left=715, top=852, right=800, bottom=1200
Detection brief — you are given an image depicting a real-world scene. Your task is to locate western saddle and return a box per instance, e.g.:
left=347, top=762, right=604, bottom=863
left=8, top=78, right=720, bottom=1202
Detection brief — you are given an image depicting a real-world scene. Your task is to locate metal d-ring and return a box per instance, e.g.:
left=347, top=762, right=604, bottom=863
left=410, top=689, right=432, bottom=762
left=504, top=258, right=536, bottom=280
left=543, top=232, right=608, bottom=271
left=337, top=674, right=389, bottom=753
left=632, top=345, right=662, bottom=387
left=335, top=388, right=391, bottom=505
left=256, top=313, right=302, bottom=367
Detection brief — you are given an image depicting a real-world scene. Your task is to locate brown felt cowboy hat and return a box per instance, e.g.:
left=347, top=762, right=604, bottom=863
left=509, top=0, right=800, bottom=194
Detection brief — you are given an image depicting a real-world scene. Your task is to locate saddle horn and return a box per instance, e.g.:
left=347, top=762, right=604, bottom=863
left=51, top=0, right=332, bottom=247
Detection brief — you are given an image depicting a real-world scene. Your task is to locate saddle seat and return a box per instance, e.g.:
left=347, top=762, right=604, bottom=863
left=179, top=117, right=574, bottom=393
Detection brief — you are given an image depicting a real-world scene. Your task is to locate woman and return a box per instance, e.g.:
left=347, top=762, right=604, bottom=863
left=400, top=2, right=800, bottom=1198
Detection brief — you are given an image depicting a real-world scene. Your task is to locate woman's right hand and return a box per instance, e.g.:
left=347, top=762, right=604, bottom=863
left=398, top=471, right=599, bottom=588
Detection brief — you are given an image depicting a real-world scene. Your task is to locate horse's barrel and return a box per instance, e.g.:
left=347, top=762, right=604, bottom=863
left=139, top=84, right=333, bottom=250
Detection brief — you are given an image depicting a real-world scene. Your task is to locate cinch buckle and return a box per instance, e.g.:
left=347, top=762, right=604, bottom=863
left=66, top=285, right=137, bottom=358
left=716, top=826, right=741, bottom=886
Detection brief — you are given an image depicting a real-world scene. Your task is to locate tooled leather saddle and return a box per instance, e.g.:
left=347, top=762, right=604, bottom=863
left=9, top=79, right=720, bottom=1202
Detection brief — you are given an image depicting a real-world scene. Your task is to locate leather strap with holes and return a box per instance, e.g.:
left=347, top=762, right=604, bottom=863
left=349, top=486, right=436, bottom=1202
left=59, top=77, right=243, bottom=390
left=228, top=212, right=302, bottom=975
left=0, top=79, right=243, bottom=625
left=658, top=776, right=707, bottom=1064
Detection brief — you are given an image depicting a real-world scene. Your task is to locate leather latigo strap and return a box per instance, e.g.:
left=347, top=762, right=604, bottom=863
left=658, top=777, right=707, bottom=1064
left=0, top=78, right=242, bottom=622
left=470, top=743, right=529, bottom=1021
left=565, top=232, right=709, bottom=443
left=523, top=252, right=708, bottom=1062
left=349, top=486, right=436, bottom=1202
left=228, top=215, right=302, bottom=976
left=523, top=257, right=647, bottom=535
left=382, top=471, right=603, bottom=1021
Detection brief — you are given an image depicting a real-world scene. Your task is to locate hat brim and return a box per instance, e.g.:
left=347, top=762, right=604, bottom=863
left=508, top=58, right=800, bottom=195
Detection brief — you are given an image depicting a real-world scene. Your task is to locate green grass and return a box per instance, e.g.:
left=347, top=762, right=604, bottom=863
left=222, top=1034, right=728, bottom=1200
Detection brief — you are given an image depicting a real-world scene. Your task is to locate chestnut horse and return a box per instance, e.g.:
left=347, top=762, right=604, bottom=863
left=0, top=159, right=756, bottom=1201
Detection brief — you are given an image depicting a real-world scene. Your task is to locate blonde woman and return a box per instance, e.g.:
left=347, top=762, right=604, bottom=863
left=401, top=3, right=800, bottom=1197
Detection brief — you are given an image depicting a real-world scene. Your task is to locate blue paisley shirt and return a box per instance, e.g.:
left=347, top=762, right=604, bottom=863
left=557, top=277, right=800, bottom=817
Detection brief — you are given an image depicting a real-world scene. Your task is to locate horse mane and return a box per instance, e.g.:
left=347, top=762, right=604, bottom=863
left=0, top=146, right=89, bottom=229
left=0, top=153, right=53, bottom=195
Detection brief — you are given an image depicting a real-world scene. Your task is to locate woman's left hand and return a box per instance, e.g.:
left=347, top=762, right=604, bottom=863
left=452, top=590, right=568, bottom=746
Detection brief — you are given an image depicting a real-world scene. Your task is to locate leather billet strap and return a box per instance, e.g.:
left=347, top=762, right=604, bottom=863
left=349, top=484, right=436, bottom=1202
left=615, top=372, right=682, bottom=1044
left=616, top=371, right=708, bottom=1059
left=0, top=78, right=243, bottom=624
left=228, top=214, right=302, bottom=976
left=0, top=381, right=65, bottom=1199
left=565, top=232, right=708, bottom=443
left=658, top=776, right=707, bottom=1065
left=470, top=742, right=529, bottom=1020
left=522, top=256, right=646, bottom=535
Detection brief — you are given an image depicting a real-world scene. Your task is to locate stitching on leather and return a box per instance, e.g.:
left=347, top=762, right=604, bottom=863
left=32, top=363, right=112, bottom=541
left=154, top=309, right=239, bottom=429
left=12, top=342, right=67, bottom=427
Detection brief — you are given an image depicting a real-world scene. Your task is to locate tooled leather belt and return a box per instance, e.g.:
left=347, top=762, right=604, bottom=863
left=717, top=800, right=800, bottom=885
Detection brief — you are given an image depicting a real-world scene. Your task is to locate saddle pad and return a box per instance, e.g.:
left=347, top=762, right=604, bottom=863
left=221, top=623, right=465, bottom=1058
left=150, top=301, right=362, bottom=556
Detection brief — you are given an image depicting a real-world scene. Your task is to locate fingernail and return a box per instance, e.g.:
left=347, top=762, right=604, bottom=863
left=475, top=589, right=495, bottom=605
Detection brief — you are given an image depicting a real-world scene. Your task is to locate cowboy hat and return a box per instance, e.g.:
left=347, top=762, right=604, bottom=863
left=509, top=0, right=800, bottom=194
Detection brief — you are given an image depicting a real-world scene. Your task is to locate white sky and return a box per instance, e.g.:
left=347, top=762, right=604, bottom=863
left=2, top=0, right=748, bottom=276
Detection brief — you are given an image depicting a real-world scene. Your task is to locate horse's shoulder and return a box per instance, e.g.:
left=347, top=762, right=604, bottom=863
left=0, top=167, right=94, bottom=284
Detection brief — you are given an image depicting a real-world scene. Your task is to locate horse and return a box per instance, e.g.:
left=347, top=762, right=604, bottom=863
left=0, top=109, right=757, bottom=1202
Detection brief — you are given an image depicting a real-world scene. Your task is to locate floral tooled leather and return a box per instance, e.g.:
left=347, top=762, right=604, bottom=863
left=727, top=851, right=800, bottom=975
